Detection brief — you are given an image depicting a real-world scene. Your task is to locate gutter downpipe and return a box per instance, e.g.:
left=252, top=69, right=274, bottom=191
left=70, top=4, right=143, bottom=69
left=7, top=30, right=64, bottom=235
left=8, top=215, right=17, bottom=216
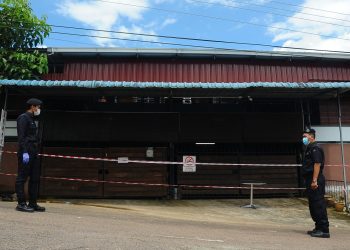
left=337, top=90, right=349, bottom=212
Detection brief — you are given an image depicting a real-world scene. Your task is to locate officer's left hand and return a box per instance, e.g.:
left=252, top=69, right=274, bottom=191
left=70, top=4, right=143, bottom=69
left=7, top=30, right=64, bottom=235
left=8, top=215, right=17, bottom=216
left=311, top=182, right=318, bottom=190
left=22, top=153, right=30, bottom=164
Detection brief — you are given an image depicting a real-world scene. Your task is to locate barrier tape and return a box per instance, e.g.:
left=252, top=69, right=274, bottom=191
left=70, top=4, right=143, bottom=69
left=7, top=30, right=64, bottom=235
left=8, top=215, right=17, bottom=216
left=4, top=150, right=301, bottom=166
left=1, top=150, right=347, bottom=191
left=0, top=172, right=305, bottom=190
left=1, top=150, right=348, bottom=167
left=0, top=150, right=310, bottom=191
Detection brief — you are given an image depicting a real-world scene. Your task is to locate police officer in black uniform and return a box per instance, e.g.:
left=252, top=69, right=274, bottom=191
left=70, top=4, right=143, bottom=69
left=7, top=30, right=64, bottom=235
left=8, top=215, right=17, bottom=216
left=302, top=128, right=329, bottom=238
left=15, top=98, right=45, bottom=212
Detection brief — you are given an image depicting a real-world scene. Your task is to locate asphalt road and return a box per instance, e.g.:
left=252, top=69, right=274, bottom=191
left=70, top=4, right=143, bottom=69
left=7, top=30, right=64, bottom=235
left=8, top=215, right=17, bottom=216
left=0, top=199, right=350, bottom=250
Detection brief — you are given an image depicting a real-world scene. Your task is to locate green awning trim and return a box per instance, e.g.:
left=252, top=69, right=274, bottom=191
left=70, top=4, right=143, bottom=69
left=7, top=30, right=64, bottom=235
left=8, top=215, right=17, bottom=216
left=1, top=79, right=350, bottom=89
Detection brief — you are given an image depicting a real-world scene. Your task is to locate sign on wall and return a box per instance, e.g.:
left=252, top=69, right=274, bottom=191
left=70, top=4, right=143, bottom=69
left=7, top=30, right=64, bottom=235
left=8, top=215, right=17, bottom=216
left=183, top=155, right=196, bottom=172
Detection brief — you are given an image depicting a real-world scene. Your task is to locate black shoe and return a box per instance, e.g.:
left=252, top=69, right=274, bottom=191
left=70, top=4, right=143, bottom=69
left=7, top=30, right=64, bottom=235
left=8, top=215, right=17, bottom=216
left=28, top=203, right=46, bottom=212
left=310, top=230, right=330, bottom=238
left=307, top=228, right=317, bottom=235
left=16, top=203, right=34, bottom=213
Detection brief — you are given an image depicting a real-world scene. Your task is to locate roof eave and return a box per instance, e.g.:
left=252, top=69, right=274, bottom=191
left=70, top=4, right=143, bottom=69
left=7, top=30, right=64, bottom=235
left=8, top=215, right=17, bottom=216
left=46, top=47, right=350, bottom=61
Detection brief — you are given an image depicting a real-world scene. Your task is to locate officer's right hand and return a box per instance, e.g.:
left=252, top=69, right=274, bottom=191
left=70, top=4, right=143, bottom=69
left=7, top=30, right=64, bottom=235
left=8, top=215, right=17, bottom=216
left=311, top=181, right=318, bottom=190
left=22, top=153, right=29, bottom=164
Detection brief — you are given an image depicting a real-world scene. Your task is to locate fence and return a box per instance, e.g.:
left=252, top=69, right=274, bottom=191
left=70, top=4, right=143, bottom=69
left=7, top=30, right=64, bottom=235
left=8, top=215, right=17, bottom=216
left=326, top=179, right=350, bottom=211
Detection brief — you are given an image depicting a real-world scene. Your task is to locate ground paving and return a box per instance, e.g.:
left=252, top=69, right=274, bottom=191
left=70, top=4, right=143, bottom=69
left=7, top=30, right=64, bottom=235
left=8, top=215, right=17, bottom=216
left=0, top=198, right=349, bottom=250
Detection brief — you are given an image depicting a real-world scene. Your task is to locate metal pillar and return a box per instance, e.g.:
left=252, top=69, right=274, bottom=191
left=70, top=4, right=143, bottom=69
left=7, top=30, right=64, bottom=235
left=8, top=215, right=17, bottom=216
left=300, top=100, right=305, bottom=130
left=306, top=100, right=312, bottom=128
left=168, top=142, right=177, bottom=199
left=337, top=91, right=349, bottom=212
left=0, top=87, right=8, bottom=169
left=297, top=100, right=305, bottom=194
left=168, top=94, right=178, bottom=199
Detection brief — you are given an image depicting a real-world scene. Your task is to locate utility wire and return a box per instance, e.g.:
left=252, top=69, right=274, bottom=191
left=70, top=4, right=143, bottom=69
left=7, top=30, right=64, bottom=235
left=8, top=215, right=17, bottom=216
left=50, top=31, right=350, bottom=59
left=3, top=22, right=350, bottom=54
left=221, top=0, right=350, bottom=22
left=231, top=0, right=350, bottom=22
left=93, top=0, right=350, bottom=42
left=223, top=0, right=350, bottom=23
left=94, top=0, right=350, bottom=23
left=50, top=24, right=350, bottom=54
left=217, top=0, right=350, bottom=22
left=4, top=26, right=350, bottom=58
left=189, top=0, right=350, bottom=28
left=51, top=31, right=256, bottom=51
left=47, top=37, right=98, bottom=46
left=266, top=0, right=350, bottom=16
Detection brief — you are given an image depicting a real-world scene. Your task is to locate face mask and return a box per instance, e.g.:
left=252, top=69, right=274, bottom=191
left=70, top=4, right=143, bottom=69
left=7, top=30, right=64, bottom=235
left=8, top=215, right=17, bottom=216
left=34, top=108, right=41, bottom=116
left=302, top=137, right=309, bottom=145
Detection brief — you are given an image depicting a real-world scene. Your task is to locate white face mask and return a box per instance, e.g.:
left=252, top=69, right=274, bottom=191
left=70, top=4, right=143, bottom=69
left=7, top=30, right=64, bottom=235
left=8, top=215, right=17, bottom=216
left=34, top=108, right=41, bottom=116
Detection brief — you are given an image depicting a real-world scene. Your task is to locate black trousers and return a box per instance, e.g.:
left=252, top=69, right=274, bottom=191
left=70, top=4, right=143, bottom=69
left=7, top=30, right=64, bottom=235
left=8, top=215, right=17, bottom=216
left=15, top=153, right=41, bottom=205
left=305, top=174, right=329, bottom=233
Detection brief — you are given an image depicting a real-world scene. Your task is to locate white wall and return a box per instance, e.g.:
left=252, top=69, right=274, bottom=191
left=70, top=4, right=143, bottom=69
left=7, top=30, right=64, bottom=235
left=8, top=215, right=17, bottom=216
left=4, top=121, right=17, bottom=137
left=313, top=126, right=350, bottom=142
left=4, top=120, right=38, bottom=137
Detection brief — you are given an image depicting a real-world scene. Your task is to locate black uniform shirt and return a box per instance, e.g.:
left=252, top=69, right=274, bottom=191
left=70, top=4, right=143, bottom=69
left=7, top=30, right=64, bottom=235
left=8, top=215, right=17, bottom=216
left=302, top=142, right=325, bottom=177
left=17, top=112, right=38, bottom=154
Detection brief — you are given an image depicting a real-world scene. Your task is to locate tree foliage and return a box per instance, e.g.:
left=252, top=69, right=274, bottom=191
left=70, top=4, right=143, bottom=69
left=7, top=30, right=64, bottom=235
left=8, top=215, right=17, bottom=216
left=0, top=0, right=51, bottom=79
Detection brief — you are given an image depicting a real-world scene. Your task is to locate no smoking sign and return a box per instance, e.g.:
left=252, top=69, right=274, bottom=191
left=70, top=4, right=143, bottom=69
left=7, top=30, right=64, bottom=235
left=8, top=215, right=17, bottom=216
left=183, top=155, right=196, bottom=172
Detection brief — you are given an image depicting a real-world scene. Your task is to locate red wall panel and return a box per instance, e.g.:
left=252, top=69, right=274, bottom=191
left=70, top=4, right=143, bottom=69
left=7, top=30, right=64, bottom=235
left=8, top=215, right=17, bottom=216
left=43, top=59, right=350, bottom=83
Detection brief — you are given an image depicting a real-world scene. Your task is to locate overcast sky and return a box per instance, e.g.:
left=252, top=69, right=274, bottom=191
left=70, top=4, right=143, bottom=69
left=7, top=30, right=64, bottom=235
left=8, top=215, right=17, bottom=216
left=31, top=0, right=350, bottom=52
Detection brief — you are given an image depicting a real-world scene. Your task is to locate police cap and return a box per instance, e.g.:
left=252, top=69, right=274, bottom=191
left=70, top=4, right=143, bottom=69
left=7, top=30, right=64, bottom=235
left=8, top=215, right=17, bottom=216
left=303, top=128, right=316, bottom=134
left=26, top=98, right=43, bottom=106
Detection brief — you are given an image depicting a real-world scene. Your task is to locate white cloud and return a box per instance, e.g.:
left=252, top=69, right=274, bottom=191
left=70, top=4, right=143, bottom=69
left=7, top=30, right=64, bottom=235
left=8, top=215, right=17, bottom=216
left=254, top=0, right=271, bottom=4
left=157, top=0, right=271, bottom=5
left=57, top=0, right=179, bottom=47
left=57, top=0, right=151, bottom=46
left=269, top=0, right=350, bottom=52
left=90, top=31, right=115, bottom=47
left=153, top=0, right=175, bottom=3
left=116, top=25, right=158, bottom=42
left=185, top=0, right=238, bottom=6
left=58, top=0, right=149, bottom=29
left=160, top=18, right=177, bottom=28
left=185, top=0, right=271, bottom=7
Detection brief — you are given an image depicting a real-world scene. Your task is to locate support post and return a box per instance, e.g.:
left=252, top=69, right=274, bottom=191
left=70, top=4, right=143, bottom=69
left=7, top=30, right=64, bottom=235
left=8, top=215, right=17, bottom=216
left=0, top=87, right=8, bottom=169
left=337, top=91, right=349, bottom=212
left=306, top=100, right=311, bottom=128
left=297, top=100, right=305, bottom=195
left=168, top=142, right=176, bottom=199
left=168, top=94, right=177, bottom=199
left=300, top=100, right=305, bottom=130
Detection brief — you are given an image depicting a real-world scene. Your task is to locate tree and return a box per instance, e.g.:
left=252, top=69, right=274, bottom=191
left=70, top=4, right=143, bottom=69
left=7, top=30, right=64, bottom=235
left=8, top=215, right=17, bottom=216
left=0, top=0, right=51, bottom=79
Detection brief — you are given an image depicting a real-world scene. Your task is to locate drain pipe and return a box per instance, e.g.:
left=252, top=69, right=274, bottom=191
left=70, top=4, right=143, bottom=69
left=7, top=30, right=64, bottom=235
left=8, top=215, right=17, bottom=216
left=337, top=90, right=349, bottom=212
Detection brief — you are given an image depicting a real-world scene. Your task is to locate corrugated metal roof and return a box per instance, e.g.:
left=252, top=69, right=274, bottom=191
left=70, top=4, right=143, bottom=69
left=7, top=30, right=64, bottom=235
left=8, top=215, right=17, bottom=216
left=1, top=79, right=350, bottom=89
left=48, top=47, right=350, bottom=61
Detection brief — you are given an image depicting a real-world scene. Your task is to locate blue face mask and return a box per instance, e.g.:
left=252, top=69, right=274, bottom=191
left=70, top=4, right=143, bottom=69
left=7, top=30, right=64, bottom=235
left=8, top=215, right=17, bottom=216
left=302, top=137, right=309, bottom=145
